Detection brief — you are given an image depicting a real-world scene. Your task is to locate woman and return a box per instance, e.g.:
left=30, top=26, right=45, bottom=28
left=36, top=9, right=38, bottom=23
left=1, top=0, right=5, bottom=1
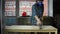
left=31, top=0, right=44, bottom=28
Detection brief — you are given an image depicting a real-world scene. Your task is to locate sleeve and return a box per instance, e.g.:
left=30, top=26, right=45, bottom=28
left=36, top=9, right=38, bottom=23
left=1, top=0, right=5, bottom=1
left=32, top=5, right=37, bottom=17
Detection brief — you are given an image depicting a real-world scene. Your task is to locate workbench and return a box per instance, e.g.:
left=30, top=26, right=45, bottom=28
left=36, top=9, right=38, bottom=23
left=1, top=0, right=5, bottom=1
left=4, top=25, right=58, bottom=34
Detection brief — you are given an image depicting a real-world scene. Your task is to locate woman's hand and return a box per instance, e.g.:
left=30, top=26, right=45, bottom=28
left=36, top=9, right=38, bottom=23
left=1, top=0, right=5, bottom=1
left=34, top=16, right=42, bottom=25
left=37, top=20, right=42, bottom=25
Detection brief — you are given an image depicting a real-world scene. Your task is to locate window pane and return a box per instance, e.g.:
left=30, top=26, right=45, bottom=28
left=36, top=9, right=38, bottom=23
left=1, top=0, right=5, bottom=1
left=19, top=1, right=35, bottom=16
left=5, top=0, right=16, bottom=16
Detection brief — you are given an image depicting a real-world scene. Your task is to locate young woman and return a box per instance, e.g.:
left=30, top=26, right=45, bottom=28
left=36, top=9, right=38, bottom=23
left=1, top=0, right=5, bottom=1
left=31, top=0, right=44, bottom=28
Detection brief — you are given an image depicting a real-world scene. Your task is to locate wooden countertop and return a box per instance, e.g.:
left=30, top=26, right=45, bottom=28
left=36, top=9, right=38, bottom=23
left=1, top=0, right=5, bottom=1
left=4, top=25, right=57, bottom=32
left=5, top=25, right=57, bottom=30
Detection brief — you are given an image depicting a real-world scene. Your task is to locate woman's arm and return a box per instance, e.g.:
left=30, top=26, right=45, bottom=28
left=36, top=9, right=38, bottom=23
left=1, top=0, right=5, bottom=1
left=34, top=16, right=42, bottom=25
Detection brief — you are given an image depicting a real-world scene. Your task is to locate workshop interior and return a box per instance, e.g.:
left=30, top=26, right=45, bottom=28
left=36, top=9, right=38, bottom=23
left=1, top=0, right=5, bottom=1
left=1, top=0, right=60, bottom=34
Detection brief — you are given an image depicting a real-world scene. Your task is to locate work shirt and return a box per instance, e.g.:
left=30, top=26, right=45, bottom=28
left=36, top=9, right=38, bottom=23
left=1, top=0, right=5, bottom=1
left=31, top=2, right=44, bottom=25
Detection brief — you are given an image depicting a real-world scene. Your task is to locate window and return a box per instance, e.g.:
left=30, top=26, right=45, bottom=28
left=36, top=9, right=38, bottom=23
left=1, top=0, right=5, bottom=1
left=19, top=1, right=35, bottom=16
left=5, top=0, right=16, bottom=16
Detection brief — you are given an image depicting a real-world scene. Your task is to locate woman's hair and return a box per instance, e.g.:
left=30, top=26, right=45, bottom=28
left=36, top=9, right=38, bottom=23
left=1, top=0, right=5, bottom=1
left=36, top=0, right=43, bottom=2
